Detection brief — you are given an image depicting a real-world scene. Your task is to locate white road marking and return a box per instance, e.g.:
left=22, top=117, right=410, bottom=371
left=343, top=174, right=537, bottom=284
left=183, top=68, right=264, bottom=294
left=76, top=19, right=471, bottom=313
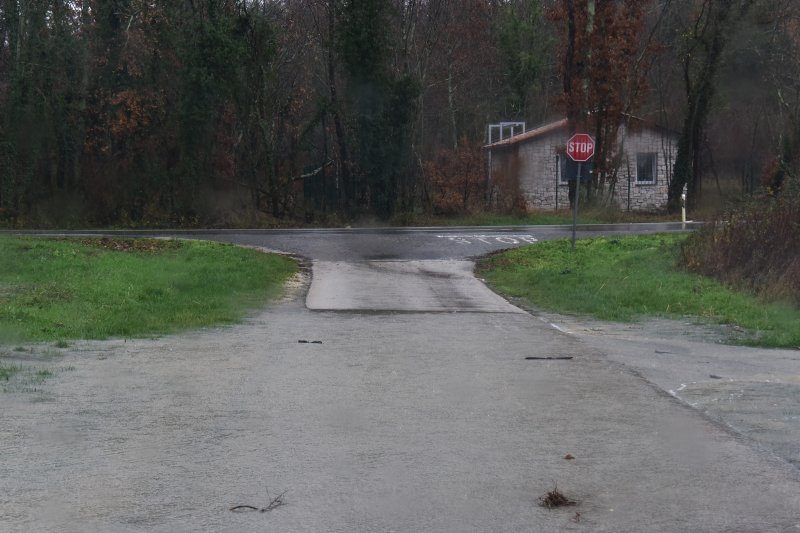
left=437, top=234, right=538, bottom=245
left=669, top=383, right=688, bottom=397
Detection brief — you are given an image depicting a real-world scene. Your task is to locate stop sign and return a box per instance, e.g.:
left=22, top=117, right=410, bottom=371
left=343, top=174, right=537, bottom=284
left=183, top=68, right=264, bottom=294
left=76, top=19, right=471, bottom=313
left=566, top=133, right=595, bottom=162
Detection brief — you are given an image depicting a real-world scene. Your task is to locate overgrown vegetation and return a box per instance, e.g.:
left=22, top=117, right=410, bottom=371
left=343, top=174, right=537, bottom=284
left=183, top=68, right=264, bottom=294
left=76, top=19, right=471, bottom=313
left=3, top=1, right=800, bottom=226
left=682, top=187, right=800, bottom=305
left=479, top=234, right=800, bottom=347
left=423, top=138, right=487, bottom=215
left=0, top=237, right=296, bottom=343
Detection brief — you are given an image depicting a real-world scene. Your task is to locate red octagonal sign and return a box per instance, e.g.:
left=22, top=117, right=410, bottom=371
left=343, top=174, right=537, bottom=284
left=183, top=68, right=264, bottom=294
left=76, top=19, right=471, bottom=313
left=566, top=133, right=595, bottom=162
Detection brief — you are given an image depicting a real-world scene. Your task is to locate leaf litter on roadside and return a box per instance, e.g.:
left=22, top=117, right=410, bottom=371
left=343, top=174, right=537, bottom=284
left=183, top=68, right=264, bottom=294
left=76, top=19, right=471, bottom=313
left=539, top=484, right=578, bottom=509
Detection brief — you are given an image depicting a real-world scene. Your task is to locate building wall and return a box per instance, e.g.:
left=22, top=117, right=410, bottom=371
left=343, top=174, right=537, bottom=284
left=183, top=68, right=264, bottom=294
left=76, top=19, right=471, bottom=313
left=611, top=127, right=675, bottom=211
left=489, top=126, right=676, bottom=211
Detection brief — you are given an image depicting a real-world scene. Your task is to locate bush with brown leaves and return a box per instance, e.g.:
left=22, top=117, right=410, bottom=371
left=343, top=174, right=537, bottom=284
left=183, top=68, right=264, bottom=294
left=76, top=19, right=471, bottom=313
left=682, top=186, right=800, bottom=305
left=423, top=139, right=487, bottom=215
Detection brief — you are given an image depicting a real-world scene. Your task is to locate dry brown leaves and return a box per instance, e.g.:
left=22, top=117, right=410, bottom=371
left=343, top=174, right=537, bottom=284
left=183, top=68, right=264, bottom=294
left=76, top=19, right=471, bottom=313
left=539, top=485, right=578, bottom=509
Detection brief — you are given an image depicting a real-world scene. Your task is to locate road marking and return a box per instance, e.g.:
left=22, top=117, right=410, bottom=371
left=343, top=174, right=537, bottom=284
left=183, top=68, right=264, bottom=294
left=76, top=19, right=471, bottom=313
left=670, top=383, right=688, bottom=397
left=437, top=234, right=538, bottom=245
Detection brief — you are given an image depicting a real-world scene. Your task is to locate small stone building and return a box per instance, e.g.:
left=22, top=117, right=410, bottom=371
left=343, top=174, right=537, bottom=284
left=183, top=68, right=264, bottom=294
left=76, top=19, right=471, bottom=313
left=485, top=118, right=677, bottom=211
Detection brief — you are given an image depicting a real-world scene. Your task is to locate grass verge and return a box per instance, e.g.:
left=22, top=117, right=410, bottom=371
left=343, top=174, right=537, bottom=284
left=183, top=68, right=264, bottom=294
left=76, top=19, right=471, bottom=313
left=0, top=237, right=297, bottom=344
left=478, top=234, right=800, bottom=348
left=407, top=207, right=679, bottom=227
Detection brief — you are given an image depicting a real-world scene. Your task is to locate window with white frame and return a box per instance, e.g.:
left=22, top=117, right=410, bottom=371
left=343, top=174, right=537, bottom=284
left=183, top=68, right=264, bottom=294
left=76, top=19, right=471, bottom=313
left=636, top=152, right=657, bottom=184
left=558, top=154, right=569, bottom=184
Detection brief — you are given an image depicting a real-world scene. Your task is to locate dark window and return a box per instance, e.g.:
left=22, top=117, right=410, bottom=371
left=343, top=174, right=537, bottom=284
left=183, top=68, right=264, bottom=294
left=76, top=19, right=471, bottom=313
left=636, top=153, right=656, bottom=183
left=558, top=155, right=593, bottom=184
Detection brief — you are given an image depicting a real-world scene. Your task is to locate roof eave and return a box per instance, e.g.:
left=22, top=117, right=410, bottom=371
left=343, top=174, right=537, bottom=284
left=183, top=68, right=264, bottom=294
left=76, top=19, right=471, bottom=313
left=483, top=118, right=569, bottom=149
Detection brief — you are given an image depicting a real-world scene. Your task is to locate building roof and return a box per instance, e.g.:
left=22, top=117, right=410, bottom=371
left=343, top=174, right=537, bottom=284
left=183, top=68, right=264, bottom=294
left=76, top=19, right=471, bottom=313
left=483, top=118, right=568, bottom=149
left=484, top=115, right=676, bottom=149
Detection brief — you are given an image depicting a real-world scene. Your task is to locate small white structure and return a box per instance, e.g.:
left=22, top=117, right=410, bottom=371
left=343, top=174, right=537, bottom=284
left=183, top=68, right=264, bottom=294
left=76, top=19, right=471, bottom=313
left=485, top=118, right=676, bottom=211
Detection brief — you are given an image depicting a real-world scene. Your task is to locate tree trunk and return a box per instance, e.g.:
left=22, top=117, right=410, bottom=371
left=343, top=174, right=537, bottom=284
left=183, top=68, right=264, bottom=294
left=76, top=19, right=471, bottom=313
left=327, top=0, right=351, bottom=212
left=447, top=64, right=457, bottom=150
left=667, top=0, right=752, bottom=213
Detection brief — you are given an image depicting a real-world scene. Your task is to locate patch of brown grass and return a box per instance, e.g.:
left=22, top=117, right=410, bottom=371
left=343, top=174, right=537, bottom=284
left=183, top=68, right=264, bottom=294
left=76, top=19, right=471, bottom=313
left=75, top=237, right=183, bottom=254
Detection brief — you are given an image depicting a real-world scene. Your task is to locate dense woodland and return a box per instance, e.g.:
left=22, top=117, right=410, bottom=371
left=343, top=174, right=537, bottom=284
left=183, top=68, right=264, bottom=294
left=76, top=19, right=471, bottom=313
left=2, top=0, right=800, bottom=226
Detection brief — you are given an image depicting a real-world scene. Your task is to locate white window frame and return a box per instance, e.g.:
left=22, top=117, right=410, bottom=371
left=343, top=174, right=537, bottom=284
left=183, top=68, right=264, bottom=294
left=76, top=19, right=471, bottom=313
left=636, top=152, right=657, bottom=184
left=558, top=154, right=569, bottom=185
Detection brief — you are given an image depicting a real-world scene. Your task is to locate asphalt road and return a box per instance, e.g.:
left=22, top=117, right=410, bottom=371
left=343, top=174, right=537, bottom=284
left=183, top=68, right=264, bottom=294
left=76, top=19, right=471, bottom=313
left=2, top=223, right=799, bottom=532
left=10, top=221, right=701, bottom=260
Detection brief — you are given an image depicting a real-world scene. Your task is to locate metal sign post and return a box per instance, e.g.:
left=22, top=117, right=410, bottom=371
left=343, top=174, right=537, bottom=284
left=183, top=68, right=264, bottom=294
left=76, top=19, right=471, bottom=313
left=572, top=162, right=581, bottom=250
left=566, top=133, right=595, bottom=251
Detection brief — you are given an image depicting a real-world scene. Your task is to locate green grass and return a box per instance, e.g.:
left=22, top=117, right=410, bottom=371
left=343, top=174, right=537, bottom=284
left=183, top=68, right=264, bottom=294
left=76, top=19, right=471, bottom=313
left=0, top=237, right=297, bottom=344
left=408, top=207, right=678, bottom=227
left=0, top=363, right=19, bottom=380
left=478, top=234, right=800, bottom=348
left=34, top=369, right=53, bottom=380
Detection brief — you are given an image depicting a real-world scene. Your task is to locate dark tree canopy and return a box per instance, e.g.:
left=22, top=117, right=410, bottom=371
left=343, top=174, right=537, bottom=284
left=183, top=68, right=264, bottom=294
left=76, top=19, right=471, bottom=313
left=0, top=0, right=798, bottom=226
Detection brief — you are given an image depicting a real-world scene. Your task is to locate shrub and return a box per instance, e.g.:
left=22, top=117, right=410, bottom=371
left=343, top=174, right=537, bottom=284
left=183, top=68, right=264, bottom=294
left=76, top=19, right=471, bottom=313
left=682, top=185, right=800, bottom=304
left=423, top=139, right=487, bottom=215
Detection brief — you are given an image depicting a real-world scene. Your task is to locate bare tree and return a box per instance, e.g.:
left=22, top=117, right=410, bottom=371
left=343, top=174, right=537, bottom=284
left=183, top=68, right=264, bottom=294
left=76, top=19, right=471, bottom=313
left=667, top=0, right=755, bottom=212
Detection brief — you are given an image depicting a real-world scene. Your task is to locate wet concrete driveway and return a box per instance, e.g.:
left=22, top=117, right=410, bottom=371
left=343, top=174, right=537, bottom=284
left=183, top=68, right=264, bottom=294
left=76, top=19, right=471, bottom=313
left=306, top=260, right=523, bottom=313
left=1, top=224, right=799, bottom=532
